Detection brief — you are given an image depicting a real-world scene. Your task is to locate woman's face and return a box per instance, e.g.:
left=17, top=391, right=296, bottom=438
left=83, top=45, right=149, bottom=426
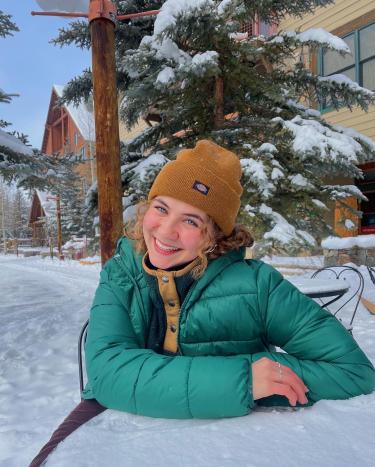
left=143, top=196, right=211, bottom=269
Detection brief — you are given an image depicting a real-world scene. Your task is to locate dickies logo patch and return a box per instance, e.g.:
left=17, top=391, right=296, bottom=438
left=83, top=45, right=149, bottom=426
left=192, top=180, right=210, bottom=195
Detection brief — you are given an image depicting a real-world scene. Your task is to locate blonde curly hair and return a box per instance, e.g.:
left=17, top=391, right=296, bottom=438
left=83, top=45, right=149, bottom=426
left=124, top=200, right=254, bottom=279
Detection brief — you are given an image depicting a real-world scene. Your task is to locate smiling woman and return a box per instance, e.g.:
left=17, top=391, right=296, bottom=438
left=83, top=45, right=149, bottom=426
left=29, top=139, right=375, bottom=467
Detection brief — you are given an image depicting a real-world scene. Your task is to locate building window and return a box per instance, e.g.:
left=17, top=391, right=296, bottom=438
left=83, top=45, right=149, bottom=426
left=74, top=132, right=78, bottom=146
left=240, top=19, right=274, bottom=38
left=320, top=22, right=375, bottom=101
left=80, top=146, right=86, bottom=161
left=357, top=166, right=375, bottom=234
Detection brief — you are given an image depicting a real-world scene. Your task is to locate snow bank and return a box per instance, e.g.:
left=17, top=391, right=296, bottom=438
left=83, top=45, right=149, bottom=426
left=322, top=235, right=375, bottom=249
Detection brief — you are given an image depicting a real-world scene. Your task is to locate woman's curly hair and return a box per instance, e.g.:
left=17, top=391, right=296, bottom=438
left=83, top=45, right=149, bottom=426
left=124, top=200, right=254, bottom=279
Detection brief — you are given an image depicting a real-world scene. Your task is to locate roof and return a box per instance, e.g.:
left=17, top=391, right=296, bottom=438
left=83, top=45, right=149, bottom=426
left=53, top=85, right=95, bottom=141
left=35, top=190, right=56, bottom=218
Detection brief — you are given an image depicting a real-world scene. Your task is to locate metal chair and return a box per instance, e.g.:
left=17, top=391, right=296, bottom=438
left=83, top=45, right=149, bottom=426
left=311, top=265, right=365, bottom=333
left=78, top=318, right=89, bottom=395
left=367, top=266, right=375, bottom=286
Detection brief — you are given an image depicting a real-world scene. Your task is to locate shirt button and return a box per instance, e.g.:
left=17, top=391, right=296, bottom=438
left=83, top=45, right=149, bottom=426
left=162, top=275, right=169, bottom=283
left=170, top=324, right=177, bottom=333
left=168, top=300, right=175, bottom=307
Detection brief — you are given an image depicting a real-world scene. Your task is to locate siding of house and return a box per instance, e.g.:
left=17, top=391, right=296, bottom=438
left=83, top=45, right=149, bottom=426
left=280, top=0, right=375, bottom=32
left=279, top=1, right=375, bottom=236
left=119, top=119, right=149, bottom=142
left=42, top=88, right=96, bottom=190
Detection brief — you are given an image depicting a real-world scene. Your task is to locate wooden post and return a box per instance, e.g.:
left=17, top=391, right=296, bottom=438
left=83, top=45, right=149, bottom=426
left=56, top=195, right=64, bottom=260
left=89, top=0, right=123, bottom=265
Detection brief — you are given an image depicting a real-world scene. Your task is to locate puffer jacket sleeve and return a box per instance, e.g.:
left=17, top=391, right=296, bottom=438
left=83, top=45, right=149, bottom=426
left=84, top=263, right=253, bottom=419
left=252, top=263, right=375, bottom=406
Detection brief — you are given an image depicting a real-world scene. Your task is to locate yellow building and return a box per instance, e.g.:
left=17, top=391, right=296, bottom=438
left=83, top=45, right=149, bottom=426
left=279, top=0, right=375, bottom=236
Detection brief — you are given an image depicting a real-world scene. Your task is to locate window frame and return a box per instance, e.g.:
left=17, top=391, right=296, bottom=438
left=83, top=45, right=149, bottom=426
left=319, top=20, right=375, bottom=112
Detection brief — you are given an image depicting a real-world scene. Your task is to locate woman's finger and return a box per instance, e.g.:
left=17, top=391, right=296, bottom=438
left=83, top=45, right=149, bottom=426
left=273, top=363, right=309, bottom=404
left=270, top=382, right=299, bottom=406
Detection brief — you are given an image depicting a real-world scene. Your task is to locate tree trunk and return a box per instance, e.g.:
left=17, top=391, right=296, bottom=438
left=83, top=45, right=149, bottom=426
left=214, top=76, right=224, bottom=129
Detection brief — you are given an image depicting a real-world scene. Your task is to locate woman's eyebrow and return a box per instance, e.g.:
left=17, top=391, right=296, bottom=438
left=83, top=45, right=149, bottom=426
left=154, top=198, right=204, bottom=222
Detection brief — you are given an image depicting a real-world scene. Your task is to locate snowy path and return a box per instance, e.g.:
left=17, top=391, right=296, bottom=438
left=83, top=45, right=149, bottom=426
left=1, top=255, right=375, bottom=467
left=0, top=255, right=100, bottom=467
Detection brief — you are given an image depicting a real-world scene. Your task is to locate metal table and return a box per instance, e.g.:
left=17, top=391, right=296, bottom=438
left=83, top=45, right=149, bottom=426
left=287, top=278, right=349, bottom=300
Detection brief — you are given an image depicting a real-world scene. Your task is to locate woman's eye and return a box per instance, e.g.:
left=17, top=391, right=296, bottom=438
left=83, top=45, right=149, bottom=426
left=185, top=218, right=199, bottom=227
left=155, top=206, right=167, bottom=214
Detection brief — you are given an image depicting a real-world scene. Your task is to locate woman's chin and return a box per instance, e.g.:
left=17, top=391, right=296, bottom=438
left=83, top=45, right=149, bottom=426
left=148, top=250, right=182, bottom=269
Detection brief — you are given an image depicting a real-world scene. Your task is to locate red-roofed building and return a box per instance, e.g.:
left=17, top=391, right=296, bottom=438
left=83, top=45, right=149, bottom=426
left=41, top=85, right=96, bottom=193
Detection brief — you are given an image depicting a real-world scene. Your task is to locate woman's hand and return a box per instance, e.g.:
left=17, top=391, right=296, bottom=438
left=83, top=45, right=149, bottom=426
left=251, top=357, right=309, bottom=406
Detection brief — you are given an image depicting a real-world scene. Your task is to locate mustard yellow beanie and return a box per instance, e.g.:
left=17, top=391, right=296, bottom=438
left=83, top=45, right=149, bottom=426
left=148, top=140, right=243, bottom=236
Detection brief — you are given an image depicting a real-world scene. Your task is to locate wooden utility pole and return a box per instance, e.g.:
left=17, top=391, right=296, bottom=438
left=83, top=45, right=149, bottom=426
left=32, top=1, right=160, bottom=265
left=47, top=195, right=63, bottom=260
left=56, top=195, right=63, bottom=260
left=88, top=0, right=123, bottom=264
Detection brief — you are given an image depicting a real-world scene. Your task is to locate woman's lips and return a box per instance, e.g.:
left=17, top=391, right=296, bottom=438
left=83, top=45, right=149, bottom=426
left=153, top=238, right=181, bottom=256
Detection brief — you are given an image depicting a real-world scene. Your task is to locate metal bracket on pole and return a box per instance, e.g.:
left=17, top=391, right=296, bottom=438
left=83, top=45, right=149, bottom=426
left=88, top=0, right=117, bottom=24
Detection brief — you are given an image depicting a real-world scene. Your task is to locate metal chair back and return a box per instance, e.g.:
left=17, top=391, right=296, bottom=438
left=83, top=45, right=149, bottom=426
left=311, top=265, right=365, bottom=332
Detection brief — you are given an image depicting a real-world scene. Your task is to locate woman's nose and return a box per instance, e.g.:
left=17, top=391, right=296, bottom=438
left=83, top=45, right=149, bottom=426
left=159, top=218, right=179, bottom=240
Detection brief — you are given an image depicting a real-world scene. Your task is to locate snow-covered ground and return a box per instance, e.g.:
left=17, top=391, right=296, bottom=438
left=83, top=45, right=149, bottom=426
left=1, top=254, right=375, bottom=467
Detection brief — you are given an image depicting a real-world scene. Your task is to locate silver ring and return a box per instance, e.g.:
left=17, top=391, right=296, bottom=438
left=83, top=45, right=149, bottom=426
left=278, top=362, right=283, bottom=381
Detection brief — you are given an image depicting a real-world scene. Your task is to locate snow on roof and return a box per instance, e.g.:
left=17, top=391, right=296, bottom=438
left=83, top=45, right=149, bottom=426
left=0, top=128, right=33, bottom=156
left=53, top=85, right=95, bottom=141
left=36, top=190, right=56, bottom=218
left=322, top=235, right=375, bottom=249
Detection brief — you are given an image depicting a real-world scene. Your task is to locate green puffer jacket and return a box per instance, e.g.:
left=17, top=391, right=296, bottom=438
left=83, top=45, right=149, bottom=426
left=82, top=237, right=375, bottom=418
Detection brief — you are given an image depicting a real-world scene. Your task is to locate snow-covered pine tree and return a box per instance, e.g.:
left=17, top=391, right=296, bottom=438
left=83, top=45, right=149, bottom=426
left=118, top=0, right=375, bottom=254
left=0, top=10, right=19, bottom=128
left=53, top=0, right=375, bottom=254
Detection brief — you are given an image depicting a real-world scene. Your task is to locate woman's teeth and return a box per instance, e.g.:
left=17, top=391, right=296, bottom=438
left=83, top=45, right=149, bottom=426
left=155, top=239, right=180, bottom=252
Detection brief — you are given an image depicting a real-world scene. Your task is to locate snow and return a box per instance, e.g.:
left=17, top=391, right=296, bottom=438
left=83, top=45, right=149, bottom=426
left=273, top=115, right=363, bottom=164
left=53, top=85, right=95, bottom=141
left=260, top=204, right=316, bottom=246
left=191, top=51, right=219, bottom=67
left=271, top=29, right=351, bottom=54
left=131, top=152, right=168, bottom=182
left=217, top=0, right=234, bottom=15
left=0, top=128, right=33, bottom=156
left=287, top=277, right=349, bottom=295
left=36, top=190, right=56, bottom=218
left=289, top=173, right=312, bottom=188
left=241, top=159, right=275, bottom=198
left=1, top=254, right=375, bottom=466
left=312, top=199, right=328, bottom=210
left=322, top=235, right=375, bottom=249
left=141, top=36, right=191, bottom=66
left=319, top=74, right=375, bottom=97
left=156, top=67, right=176, bottom=85
left=258, top=143, right=278, bottom=154
left=153, top=0, right=213, bottom=36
